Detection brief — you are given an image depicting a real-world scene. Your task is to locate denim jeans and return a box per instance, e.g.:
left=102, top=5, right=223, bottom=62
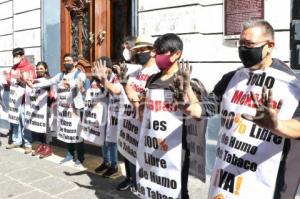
left=124, top=158, right=136, bottom=186
left=11, top=105, right=32, bottom=147
left=129, top=161, right=136, bottom=187
left=102, top=142, right=118, bottom=167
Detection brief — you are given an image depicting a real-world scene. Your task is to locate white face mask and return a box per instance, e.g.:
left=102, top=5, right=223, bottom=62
left=91, top=80, right=98, bottom=89
left=122, top=48, right=131, bottom=61
left=13, top=57, right=21, bottom=65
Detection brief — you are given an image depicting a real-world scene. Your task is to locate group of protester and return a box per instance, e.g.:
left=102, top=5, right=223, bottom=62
left=1, top=19, right=300, bottom=199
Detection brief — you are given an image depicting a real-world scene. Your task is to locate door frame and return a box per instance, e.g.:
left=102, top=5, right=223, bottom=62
left=60, top=0, right=111, bottom=72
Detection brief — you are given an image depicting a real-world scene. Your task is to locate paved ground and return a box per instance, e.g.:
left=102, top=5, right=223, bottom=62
left=0, top=137, right=137, bottom=199
left=1, top=136, right=298, bottom=199
left=0, top=136, right=207, bottom=199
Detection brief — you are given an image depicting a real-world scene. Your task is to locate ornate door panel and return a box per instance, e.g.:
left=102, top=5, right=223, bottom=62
left=61, top=0, right=132, bottom=73
left=61, top=0, right=111, bottom=73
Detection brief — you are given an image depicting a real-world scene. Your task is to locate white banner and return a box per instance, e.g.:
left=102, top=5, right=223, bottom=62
left=57, top=85, right=83, bottom=143
left=8, top=79, right=25, bottom=124
left=136, top=89, right=183, bottom=199
left=186, top=118, right=207, bottom=182
left=24, top=86, right=48, bottom=133
left=105, top=93, right=121, bottom=143
left=81, top=88, right=107, bottom=146
left=209, top=67, right=300, bottom=199
left=118, top=102, right=141, bottom=165
left=118, top=66, right=159, bottom=164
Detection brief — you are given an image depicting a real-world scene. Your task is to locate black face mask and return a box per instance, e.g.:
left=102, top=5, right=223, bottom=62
left=135, top=52, right=151, bottom=65
left=36, top=71, right=45, bottom=78
left=64, top=63, right=74, bottom=71
left=238, top=44, right=266, bottom=68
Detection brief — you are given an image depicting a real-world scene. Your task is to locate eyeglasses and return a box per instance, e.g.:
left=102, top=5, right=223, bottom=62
left=238, top=40, right=269, bottom=48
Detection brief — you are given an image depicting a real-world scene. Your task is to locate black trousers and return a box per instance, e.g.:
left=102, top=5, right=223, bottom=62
left=274, top=139, right=300, bottom=199
left=124, top=158, right=137, bottom=186
left=181, top=149, right=190, bottom=199
left=67, top=142, right=85, bottom=163
left=124, top=158, right=131, bottom=178
left=36, top=133, right=51, bottom=144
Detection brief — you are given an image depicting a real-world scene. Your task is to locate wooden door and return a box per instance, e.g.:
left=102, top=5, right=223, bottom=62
left=61, top=0, right=132, bottom=73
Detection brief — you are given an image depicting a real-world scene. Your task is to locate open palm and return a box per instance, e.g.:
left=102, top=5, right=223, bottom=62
left=241, top=86, right=283, bottom=130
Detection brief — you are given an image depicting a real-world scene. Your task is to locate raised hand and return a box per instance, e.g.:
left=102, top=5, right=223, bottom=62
left=26, top=80, right=34, bottom=88
left=17, top=71, right=30, bottom=88
left=92, top=59, right=108, bottom=82
left=114, top=61, right=128, bottom=84
left=62, top=78, right=71, bottom=89
left=76, top=78, right=85, bottom=93
left=241, top=86, right=283, bottom=131
left=169, top=60, right=192, bottom=104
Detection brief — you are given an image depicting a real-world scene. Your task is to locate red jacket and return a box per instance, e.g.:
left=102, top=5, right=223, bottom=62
left=7, top=58, right=36, bottom=85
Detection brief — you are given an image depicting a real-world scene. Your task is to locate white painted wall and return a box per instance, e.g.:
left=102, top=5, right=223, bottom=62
left=138, top=0, right=291, bottom=90
left=13, top=0, right=40, bottom=14
left=0, top=0, right=41, bottom=69
left=14, top=9, right=40, bottom=31
left=0, top=1, right=12, bottom=20
left=0, top=18, right=13, bottom=35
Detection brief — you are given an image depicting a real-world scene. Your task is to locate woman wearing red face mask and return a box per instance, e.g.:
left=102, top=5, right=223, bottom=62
left=30, top=61, right=56, bottom=158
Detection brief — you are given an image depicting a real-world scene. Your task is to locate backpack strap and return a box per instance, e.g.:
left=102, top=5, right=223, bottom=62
left=73, top=69, right=81, bottom=80
left=59, top=72, right=64, bottom=81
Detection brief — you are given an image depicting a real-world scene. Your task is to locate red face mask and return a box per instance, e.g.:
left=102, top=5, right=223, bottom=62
left=155, top=54, right=174, bottom=70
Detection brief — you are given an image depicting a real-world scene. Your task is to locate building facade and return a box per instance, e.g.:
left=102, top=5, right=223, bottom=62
left=0, top=0, right=298, bottom=196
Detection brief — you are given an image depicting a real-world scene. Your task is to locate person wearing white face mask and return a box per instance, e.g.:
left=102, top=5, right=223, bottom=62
left=122, top=36, right=136, bottom=63
left=5, top=48, right=36, bottom=154
left=116, top=35, right=159, bottom=194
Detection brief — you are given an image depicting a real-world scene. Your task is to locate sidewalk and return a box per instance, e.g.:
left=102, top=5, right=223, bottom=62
left=0, top=136, right=207, bottom=199
left=0, top=137, right=137, bottom=199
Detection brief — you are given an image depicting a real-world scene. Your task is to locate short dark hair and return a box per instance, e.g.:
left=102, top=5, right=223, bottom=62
left=12, top=48, right=25, bottom=57
left=63, top=53, right=78, bottom=62
left=242, top=19, right=275, bottom=40
left=153, top=33, right=183, bottom=54
left=97, top=56, right=112, bottom=68
left=123, top=36, right=136, bottom=49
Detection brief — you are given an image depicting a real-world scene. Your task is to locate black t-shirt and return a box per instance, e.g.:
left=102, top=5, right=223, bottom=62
left=145, top=71, right=175, bottom=89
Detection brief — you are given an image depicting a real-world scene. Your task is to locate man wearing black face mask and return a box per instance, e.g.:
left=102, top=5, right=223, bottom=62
left=125, top=35, right=159, bottom=104
left=28, top=53, right=90, bottom=168
left=115, top=35, right=159, bottom=194
left=175, top=20, right=300, bottom=199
